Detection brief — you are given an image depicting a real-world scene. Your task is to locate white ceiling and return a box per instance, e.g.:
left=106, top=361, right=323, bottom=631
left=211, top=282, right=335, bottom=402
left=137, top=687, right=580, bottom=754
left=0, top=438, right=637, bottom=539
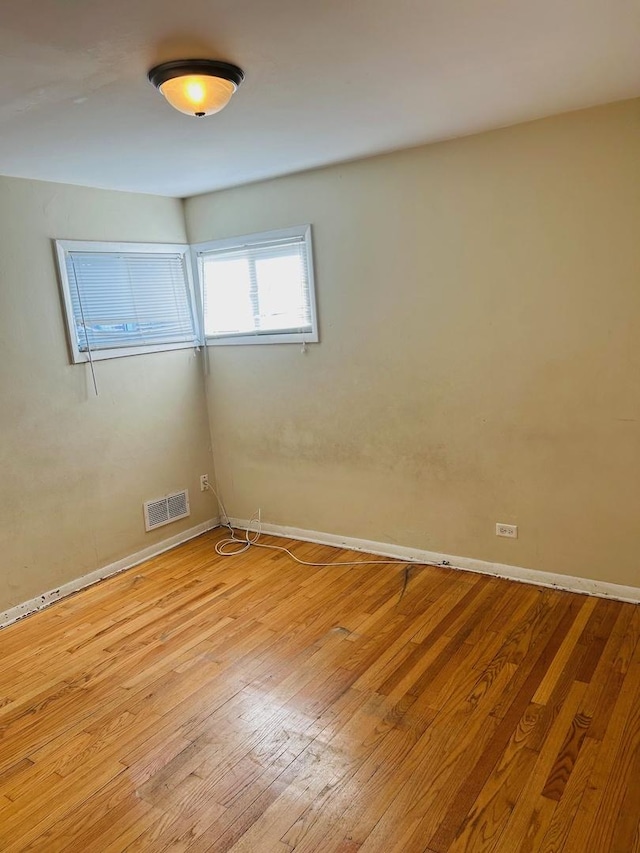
left=0, top=0, right=638, bottom=198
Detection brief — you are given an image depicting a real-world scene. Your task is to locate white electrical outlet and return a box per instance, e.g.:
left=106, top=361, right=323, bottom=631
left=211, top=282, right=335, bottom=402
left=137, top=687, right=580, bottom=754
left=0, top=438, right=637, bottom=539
left=200, top=474, right=209, bottom=492
left=496, top=523, right=518, bottom=539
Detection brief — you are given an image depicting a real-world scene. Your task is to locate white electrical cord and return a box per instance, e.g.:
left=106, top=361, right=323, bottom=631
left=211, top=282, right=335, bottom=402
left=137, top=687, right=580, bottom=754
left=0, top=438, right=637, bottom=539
left=205, top=481, right=441, bottom=571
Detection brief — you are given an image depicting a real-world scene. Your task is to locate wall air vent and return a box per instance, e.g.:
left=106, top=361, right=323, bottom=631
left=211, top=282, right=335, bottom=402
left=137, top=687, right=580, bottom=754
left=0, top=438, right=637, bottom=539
left=144, top=490, right=190, bottom=531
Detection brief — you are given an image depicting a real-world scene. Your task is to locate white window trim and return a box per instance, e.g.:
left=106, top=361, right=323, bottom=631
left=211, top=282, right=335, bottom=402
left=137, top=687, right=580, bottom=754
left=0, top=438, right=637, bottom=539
left=55, top=239, right=201, bottom=364
left=190, top=225, right=319, bottom=346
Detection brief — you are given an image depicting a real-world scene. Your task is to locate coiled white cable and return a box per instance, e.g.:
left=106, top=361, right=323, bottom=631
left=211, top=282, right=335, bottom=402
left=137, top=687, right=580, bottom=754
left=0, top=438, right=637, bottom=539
left=205, top=482, right=440, bottom=570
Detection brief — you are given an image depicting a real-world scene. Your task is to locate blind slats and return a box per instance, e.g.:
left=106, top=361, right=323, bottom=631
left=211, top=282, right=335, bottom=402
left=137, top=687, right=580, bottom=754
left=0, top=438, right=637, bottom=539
left=66, top=251, right=197, bottom=351
left=200, top=236, right=313, bottom=338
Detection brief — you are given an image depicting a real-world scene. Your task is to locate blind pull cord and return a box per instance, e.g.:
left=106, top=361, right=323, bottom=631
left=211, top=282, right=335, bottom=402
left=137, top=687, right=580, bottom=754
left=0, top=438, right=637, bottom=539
left=70, top=257, right=99, bottom=397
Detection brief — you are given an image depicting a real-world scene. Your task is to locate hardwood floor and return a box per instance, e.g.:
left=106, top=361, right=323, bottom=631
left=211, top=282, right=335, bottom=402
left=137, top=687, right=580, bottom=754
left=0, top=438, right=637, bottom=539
left=0, top=529, right=638, bottom=852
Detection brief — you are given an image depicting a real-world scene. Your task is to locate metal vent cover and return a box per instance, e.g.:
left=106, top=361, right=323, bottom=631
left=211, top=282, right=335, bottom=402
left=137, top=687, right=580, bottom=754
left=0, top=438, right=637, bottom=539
left=144, top=489, right=190, bottom=531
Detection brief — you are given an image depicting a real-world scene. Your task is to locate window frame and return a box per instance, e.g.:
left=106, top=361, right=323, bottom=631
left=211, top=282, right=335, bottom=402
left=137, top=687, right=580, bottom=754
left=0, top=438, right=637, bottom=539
left=55, top=239, right=201, bottom=364
left=191, top=225, right=319, bottom=346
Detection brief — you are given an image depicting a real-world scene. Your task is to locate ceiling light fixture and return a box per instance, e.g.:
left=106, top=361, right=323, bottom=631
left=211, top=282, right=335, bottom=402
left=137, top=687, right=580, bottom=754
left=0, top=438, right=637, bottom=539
left=148, top=59, right=244, bottom=117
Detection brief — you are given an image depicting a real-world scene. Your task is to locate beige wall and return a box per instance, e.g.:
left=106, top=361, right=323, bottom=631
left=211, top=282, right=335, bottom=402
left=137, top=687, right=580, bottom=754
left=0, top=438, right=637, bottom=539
left=0, top=176, right=214, bottom=612
left=185, top=98, right=640, bottom=588
left=2, top=99, right=637, bottom=613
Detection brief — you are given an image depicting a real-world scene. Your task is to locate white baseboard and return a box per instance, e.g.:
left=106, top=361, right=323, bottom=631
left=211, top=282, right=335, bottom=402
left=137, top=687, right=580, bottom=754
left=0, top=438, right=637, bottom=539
left=0, top=518, right=219, bottom=630
left=3, top=514, right=637, bottom=632
left=228, top=517, right=640, bottom=605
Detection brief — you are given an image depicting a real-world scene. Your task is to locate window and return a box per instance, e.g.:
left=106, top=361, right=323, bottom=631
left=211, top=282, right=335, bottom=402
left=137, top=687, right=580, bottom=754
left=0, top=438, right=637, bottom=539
left=55, top=229, right=318, bottom=361
left=193, top=225, right=318, bottom=345
left=55, top=240, right=199, bottom=363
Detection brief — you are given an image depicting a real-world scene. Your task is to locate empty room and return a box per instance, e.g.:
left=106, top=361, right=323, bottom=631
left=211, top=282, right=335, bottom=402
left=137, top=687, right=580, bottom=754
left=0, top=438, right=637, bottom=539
left=0, top=0, right=639, bottom=850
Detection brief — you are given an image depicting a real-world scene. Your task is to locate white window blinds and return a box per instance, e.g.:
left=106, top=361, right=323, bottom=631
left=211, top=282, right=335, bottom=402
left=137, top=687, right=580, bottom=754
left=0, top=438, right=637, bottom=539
left=55, top=240, right=199, bottom=362
left=59, top=245, right=198, bottom=357
left=197, top=228, right=317, bottom=342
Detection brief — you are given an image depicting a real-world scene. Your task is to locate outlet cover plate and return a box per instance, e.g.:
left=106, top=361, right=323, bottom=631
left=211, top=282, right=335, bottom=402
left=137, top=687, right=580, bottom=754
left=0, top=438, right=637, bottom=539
left=496, top=523, right=518, bottom=539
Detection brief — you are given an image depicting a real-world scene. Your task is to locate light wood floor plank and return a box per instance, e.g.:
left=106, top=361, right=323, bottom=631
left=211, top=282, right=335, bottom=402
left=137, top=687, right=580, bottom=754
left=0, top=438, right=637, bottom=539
left=0, top=529, right=637, bottom=851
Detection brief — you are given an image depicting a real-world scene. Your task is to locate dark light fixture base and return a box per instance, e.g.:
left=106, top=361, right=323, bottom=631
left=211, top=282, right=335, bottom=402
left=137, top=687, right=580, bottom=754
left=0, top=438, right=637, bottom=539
left=148, top=59, right=245, bottom=90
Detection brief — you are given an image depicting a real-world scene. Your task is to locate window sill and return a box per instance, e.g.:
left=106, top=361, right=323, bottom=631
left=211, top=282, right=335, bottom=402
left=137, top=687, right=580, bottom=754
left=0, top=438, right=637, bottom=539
left=72, top=340, right=199, bottom=363
left=205, top=331, right=319, bottom=346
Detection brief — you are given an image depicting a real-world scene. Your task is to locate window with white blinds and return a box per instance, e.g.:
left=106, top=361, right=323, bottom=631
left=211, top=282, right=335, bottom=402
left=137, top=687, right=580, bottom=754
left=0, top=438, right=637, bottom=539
left=55, top=241, right=199, bottom=363
left=193, top=225, right=318, bottom=345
